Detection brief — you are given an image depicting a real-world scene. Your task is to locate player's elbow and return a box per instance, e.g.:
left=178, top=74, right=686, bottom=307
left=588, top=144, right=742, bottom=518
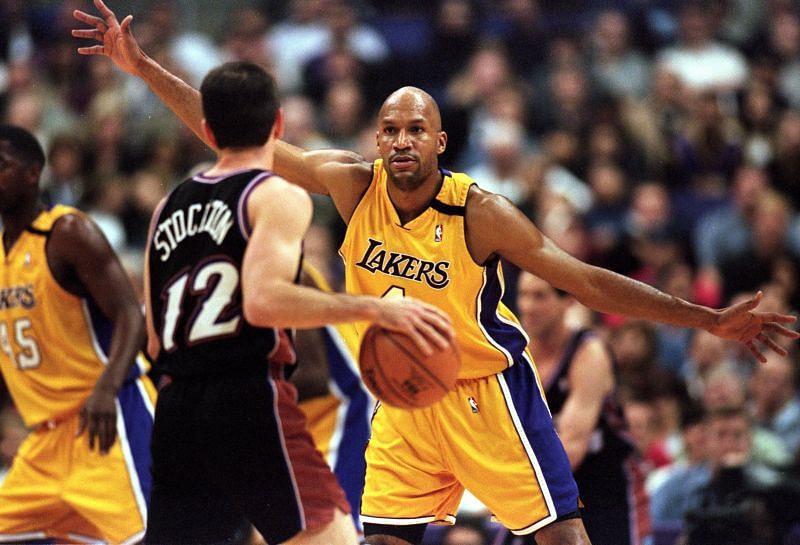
left=243, top=293, right=282, bottom=328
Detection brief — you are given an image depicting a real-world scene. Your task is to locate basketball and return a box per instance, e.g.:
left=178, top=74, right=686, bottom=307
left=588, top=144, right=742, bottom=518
left=358, top=324, right=460, bottom=409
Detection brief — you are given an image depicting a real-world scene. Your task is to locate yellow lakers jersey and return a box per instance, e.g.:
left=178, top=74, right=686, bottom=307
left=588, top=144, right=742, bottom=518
left=340, top=160, right=530, bottom=379
left=0, top=206, right=147, bottom=427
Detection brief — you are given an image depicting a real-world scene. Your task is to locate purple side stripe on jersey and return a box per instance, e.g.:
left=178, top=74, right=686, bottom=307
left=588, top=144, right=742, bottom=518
left=238, top=172, right=274, bottom=240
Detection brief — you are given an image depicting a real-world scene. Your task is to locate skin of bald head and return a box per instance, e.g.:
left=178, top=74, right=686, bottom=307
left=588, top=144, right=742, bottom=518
left=376, top=87, right=447, bottom=193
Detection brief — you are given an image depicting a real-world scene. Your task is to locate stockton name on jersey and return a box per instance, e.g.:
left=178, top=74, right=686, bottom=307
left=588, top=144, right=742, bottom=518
left=355, top=238, right=450, bottom=289
left=0, top=285, right=35, bottom=310
left=153, top=199, right=234, bottom=262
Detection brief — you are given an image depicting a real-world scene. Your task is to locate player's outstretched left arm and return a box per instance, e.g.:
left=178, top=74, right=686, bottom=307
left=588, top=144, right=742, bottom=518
left=466, top=189, right=799, bottom=362
left=48, top=214, right=146, bottom=454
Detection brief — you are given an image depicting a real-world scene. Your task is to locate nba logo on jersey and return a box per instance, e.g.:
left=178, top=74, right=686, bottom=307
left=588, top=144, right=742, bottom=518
left=434, top=224, right=443, bottom=243
left=468, top=396, right=479, bottom=414
left=24, top=253, right=31, bottom=267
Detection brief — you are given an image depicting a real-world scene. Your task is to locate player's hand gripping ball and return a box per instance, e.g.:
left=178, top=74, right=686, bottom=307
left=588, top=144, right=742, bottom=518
left=359, top=324, right=460, bottom=409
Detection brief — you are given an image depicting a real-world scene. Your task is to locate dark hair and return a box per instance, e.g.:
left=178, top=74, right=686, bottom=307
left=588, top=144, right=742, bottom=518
left=200, top=61, right=278, bottom=149
left=0, top=124, right=45, bottom=167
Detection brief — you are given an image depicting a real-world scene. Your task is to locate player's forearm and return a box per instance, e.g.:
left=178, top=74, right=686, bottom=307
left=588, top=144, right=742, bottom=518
left=244, top=282, right=379, bottom=329
left=134, top=53, right=210, bottom=149
left=561, top=435, right=591, bottom=470
left=575, top=265, right=718, bottom=330
left=94, top=308, right=147, bottom=393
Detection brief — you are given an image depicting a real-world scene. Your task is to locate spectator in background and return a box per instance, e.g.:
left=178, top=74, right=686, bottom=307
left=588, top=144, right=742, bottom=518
left=618, top=64, right=690, bottom=179
left=693, top=165, right=770, bottom=307
left=670, top=90, right=743, bottom=225
left=701, top=364, right=793, bottom=470
left=718, top=190, right=800, bottom=309
left=134, top=0, right=222, bottom=88
left=683, top=406, right=800, bottom=545
left=41, top=132, right=86, bottom=207
left=648, top=402, right=710, bottom=536
left=609, top=320, right=661, bottom=395
left=268, top=0, right=329, bottom=93
left=464, top=118, right=536, bottom=206
left=768, top=108, right=800, bottom=210
left=588, top=9, right=651, bottom=100
left=767, top=10, right=800, bottom=110
left=583, top=160, right=630, bottom=265
left=737, top=80, right=784, bottom=169
left=750, top=351, right=800, bottom=458
left=534, top=62, right=594, bottom=137
left=82, top=176, right=128, bottom=253
left=301, top=0, right=391, bottom=106
left=656, top=0, right=749, bottom=93
left=495, top=0, right=549, bottom=78
left=624, top=392, right=673, bottom=474
left=219, top=7, right=272, bottom=68
left=319, top=79, right=368, bottom=150
left=281, top=94, right=332, bottom=151
left=418, top=0, right=479, bottom=99
left=682, top=329, right=737, bottom=398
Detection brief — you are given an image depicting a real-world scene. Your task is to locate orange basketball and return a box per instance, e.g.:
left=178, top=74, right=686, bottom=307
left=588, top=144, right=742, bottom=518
left=358, top=324, right=460, bottom=409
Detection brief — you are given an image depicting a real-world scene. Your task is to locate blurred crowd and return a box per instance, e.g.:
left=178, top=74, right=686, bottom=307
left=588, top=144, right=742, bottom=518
left=3, top=0, right=800, bottom=543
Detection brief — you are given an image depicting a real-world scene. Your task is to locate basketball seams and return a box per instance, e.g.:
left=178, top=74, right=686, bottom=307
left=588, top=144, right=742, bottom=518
left=379, top=329, right=451, bottom=393
left=371, top=329, right=414, bottom=408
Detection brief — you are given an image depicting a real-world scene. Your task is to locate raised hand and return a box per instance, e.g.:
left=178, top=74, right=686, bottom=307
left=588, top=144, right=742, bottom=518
left=708, top=291, right=799, bottom=362
left=72, top=0, right=143, bottom=75
left=374, top=297, right=454, bottom=357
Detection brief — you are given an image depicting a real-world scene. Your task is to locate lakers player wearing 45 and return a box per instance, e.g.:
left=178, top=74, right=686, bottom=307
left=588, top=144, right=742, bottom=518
left=0, top=124, right=155, bottom=544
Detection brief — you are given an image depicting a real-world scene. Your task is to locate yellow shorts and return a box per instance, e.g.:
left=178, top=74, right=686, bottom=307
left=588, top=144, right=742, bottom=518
left=360, top=357, right=579, bottom=535
left=0, top=377, right=156, bottom=544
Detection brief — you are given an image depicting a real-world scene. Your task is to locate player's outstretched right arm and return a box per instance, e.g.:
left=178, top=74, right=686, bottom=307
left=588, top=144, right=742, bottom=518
left=74, top=0, right=206, bottom=147
left=73, top=0, right=371, bottom=203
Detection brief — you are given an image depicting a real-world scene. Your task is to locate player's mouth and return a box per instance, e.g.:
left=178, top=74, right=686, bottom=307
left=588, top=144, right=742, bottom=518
left=390, top=155, right=417, bottom=170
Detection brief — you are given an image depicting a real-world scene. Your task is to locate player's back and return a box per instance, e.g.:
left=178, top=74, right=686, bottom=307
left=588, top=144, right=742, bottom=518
left=148, top=169, right=295, bottom=377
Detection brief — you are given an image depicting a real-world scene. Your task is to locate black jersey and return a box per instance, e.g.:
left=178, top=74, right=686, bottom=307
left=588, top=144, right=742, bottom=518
left=544, top=329, right=649, bottom=545
left=148, top=169, right=296, bottom=377
left=544, top=329, right=633, bottom=466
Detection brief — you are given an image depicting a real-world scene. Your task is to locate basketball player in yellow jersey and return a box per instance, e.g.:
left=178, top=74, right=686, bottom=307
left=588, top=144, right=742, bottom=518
left=294, top=262, right=374, bottom=532
left=0, top=124, right=155, bottom=544
left=73, top=5, right=800, bottom=543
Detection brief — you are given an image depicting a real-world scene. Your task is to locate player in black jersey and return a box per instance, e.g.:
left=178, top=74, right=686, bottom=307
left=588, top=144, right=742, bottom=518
left=141, top=61, right=453, bottom=545
left=496, top=271, right=650, bottom=545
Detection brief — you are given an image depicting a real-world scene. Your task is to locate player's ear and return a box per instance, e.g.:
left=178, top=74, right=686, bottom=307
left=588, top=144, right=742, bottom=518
left=437, top=131, right=448, bottom=155
left=272, top=108, right=284, bottom=141
left=24, top=163, right=42, bottom=187
left=201, top=119, right=219, bottom=149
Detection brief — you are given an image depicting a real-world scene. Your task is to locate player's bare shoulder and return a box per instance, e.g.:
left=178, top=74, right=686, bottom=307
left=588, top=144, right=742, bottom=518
left=49, top=212, right=107, bottom=256
left=464, top=185, right=525, bottom=264
left=255, top=174, right=312, bottom=208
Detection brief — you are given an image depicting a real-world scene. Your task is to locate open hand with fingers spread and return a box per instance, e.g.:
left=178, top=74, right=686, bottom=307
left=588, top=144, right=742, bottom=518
left=708, top=291, right=799, bottom=362
left=72, top=0, right=144, bottom=75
